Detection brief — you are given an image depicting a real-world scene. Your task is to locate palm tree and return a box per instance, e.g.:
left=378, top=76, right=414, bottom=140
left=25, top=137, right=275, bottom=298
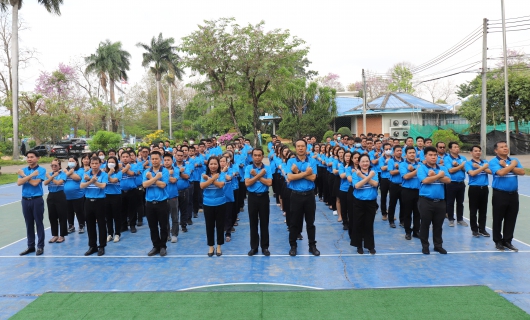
left=0, top=0, right=63, bottom=159
left=85, top=40, right=131, bottom=132
left=165, top=73, right=175, bottom=139
left=137, top=33, right=183, bottom=131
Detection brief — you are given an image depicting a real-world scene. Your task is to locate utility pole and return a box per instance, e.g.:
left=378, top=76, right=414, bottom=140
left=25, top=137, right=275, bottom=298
left=501, top=0, right=510, bottom=148
left=11, top=6, right=19, bottom=159
left=168, top=83, right=172, bottom=140
left=480, top=18, right=488, bottom=159
left=362, top=69, right=367, bottom=135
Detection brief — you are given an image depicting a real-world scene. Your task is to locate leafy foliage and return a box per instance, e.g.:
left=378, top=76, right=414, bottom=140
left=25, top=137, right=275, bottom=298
left=431, top=129, right=462, bottom=148
left=388, top=63, right=414, bottom=93
left=337, top=127, right=352, bottom=137
left=322, top=130, right=334, bottom=142
left=89, top=130, right=122, bottom=152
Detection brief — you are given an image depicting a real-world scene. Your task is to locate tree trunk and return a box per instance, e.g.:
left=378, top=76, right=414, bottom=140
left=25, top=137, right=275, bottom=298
left=109, top=78, right=115, bottom=132
left=252, top=97, right=260, bottom=147
left=168, top=83, right=172, bottom=139
left=227, top=97, right=242, bottom=136
left=514, top=116, right=519, bottom=135
left=11, top=3, right=19, bottom=159
left=156, top=80, right=161, bottom=130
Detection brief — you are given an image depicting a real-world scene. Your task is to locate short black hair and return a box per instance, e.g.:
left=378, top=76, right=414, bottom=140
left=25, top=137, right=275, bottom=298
left=425, top=138, right=432, bottom=143
left=393, top=145, right=402, bottom=151
left=471, top=145, right=481, bottom=151
left=150, top=151, right=162, bottom=158
left=424, top=146, right=437, bottom=155
left=416, top=136, right=424, bottom=142
left=25, top=150, right=40, bottom=158
left=494, top=141, right=507, bottom=150
left=436, top=141, right=446, bottom=147
left=294, top=139, right=307, bottom=146
left=252, top=148, right=264, bottom=156
left=163, top=153, right=173, bottom=160
left=448, top=141, right=459, bottom=149
left=405, top=146, right=416, bottom=154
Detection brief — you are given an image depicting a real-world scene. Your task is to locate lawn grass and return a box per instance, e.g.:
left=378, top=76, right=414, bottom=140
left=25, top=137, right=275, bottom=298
left=0, top=156, right=54, bottom=166
left=0, top=173, right=18, bottom=185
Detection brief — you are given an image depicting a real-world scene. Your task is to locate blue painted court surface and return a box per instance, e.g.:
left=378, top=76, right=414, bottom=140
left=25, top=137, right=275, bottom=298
left=1, top=178, right=530, bottom=318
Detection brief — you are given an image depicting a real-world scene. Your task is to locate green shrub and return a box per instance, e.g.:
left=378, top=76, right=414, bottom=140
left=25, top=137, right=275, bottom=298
left=0, top=140, right=13, bottom=155
left=262, top=133, right=272, bottom=144
left=245, top=133, right=256, bottom=147
left=28, top=140, right=36, bottom=148
left=89, top=131, right=122, bottom=152
left=322, top=130, right=334, bottom=143
left=337, top=127, right=352, bottom=137
left=431, top=129, right=462, bottom=148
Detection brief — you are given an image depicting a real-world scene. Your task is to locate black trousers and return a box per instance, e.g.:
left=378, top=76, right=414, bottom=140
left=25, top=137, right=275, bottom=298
left=492, top=189, right=519, bottom=244
left=418, top=197, right=445, bottom=249
left=192, top=181, right=203, bottom=213
left=238, top=181, right=247, bottom=209
left=137, top=187, right=146, bottom=222
left=204, top=204, right=226, bottom=246
left=347, top=186, right=355, bottom=240
left=47, top=191, right=68, bottom=237
left=121, top=189, right=137, bottom=230
left=272, top=173, right=281, bottom=204
left=388, top=182, right=402, bottom=223
left=177, top=188, right=189, bottom=226
left=379, top=178, right=390, bottom=215
left=224, top=201, right=234, bottom=234
left=316, top=167, right=326, bottom=199
left=468, top=186, right=489, bottom=232
left=289, top=191, right=316, bottom=247
left=282, top=182, right=292, bottom=227
left=400, top=187, right=420, bottom=235
left=22, top=197, right=45, bottom=249
left=446, top=182, right=465, bottom=221
left=85, top=198, right=107, bottom=248
left=248, top=193, right=270, bottom=250
left=186, top=184, right=194, bottom=219
left=146, top=200, right=169, bottom=249
left=338, top=190, right=349, bottom=228
left=67, top=197, right=85, bottom=229
left=351, top=198, right=378, bottom=250
left=327, top=173, right=336, bottom=210
left=105, top=194, right=122, bottom=237
left=168, top=197, right=179, bottom=236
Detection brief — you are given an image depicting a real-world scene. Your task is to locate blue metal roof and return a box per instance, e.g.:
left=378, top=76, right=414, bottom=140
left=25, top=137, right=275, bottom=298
left=336, top=97, right=364, bottom=114
left=349, top=92, right=447, bottom=112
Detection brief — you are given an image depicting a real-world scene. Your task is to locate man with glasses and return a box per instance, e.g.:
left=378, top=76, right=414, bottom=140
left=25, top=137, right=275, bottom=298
left=435, top=142, right=446, bottom=166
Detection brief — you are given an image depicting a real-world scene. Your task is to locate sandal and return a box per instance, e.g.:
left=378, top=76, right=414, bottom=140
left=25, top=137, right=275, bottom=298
left=56, top=237, right=65, bottom=243
left=48, top=236, right=58, bottom=243
left=225, top=236, right=231, bottom=242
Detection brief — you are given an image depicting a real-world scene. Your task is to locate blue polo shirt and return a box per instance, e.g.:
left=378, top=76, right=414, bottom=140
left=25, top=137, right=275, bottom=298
left=351, top=170, right=379, bottom=200
left=201, top=174, right=227, bottom=206
left=105, top=171, right=122, bottom=195
left=165, top=166, right=180, bottom=199
left=416, top=147, right=425, bottom=161
left=417, top=164, right=450, bottom=199
left=64, top=168, right=86, bottom=200
left=47, top=171, right=67, bottom=193
left=285, top=156, right=318, bottom=192
left=20, top=165, right=47, bottom=197
left=379, top=156, right=392, bottom=179
left=120, top=163, right=138, bottom=191
left=444, top=154, right=467, bottom=182
left=339, top=164, right=352, bottom=192
left=174, top=162, right=192, bottom=190
left=369, top=150, right=382, bottom=173
left=437, top=154, right=445, bottom=165
left=135, top=161, right=148, bottom=187
left=399, top=160, right=420, bottom=189
left=332, top=158, right=340, bottom=176
left=223, top=167, right=235, bottom=202
left=245, top=164, right=272, bottom=193
left=465, top=159, right=489, bottom=186
left=84, top=170, right=108, bottom=199
left=388, top=157, right=404, bottom=184
left=143, top=167, right=170, bottom=201
left=489, top=156, right=522, bottom=192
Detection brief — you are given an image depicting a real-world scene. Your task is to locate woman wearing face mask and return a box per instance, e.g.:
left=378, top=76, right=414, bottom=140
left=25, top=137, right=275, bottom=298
left=378, top=143, right=393, bottom=221
left=313, top=144, right=324, bottom=201
left=220, top=154, right=235, bottom=242
left=338, top=151, right=352, bottom=230
left=347, top=152, right=361, bottom=239
left=327, top=146, right=340, bottom=213
left=200, top=157, right=227, bottom=257
left=351, top=154, right=379, bottom=255
left=97, top=150, right=107, bottom=169
left=64, top=156, right=86, bottom=234
left=322, top=144, right=331, bottom=206
left=332, top=148, right=345, bottom=220
left=44, top=159, right=68, bottom=243
left=104, top=156, right=122, bottom=243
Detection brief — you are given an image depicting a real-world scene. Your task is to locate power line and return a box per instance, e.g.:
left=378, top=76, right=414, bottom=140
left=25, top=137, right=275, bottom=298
left=489, top=15, right=530, bottom=22
left=488, top=22, right=530, bottom=29
left=489, top=27, right=530, bottom=33
left=415, top=64, right=481, bottom=85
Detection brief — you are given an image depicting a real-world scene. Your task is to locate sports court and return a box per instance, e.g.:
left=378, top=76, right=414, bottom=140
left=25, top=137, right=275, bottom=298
left=1, top=176, right=530, bottom=318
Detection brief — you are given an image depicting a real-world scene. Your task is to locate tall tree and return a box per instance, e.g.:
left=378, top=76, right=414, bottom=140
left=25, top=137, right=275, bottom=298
left=137, top=33, right=183, bottom=131
left=388, top=62, right=414, bottom=93
left=0, top=0, right=63, bottom=158
left=85, top=39, right=131, bottom=132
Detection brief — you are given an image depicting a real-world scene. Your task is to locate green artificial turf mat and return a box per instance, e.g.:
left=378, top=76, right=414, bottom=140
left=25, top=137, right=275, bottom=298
left=12, top=286, right=530, bottom=319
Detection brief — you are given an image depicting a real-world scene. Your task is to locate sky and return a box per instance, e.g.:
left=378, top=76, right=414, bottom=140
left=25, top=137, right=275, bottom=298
left=11, top=0, right=530, bottom=104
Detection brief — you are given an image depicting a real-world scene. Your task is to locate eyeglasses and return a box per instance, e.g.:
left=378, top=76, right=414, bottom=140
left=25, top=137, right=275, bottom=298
left=438, top=146, right=445, bottom=149
left=51, top=164, right=59, bottom=167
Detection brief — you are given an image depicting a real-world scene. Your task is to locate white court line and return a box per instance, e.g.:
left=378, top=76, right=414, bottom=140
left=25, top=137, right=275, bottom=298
left=0, top=192, right=49, bottom=208
left=178, top=282, right=324, bottom=291
left=462, top=216, right=530, bottom=248
left=0, top=227, right=51, bottom=251
left=1, top=251, right=528, bottom=258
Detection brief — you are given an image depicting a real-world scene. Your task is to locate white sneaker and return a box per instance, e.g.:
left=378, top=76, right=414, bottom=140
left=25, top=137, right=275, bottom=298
left=107, top=235, right=113, bottom=242
left=449, top=220, right=455, bottom=227
left=171, top=236, right=178, bottom=243
left=333, top=210, right=338, bottom=216
left=113, top=235, right=120, bottom=243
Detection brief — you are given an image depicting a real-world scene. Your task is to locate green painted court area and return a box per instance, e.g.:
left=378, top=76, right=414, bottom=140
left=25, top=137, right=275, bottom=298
left=12, top=286, right=530, bottom=319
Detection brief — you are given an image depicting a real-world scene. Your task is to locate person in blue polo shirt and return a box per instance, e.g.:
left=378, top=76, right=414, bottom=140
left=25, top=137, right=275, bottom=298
left=119, top=151, right=139, bottom=235
left=378, top=143, right=393, bottom=221
left=489, top=141, right=525, bottom=252
left=163, top=153, right=179, bottom=243
left=143, top=151, right=170, bottom=257
left=104, top=156, right=122, bottom=244
left=174, top=149, right=192, bottom=232
left=444, top=141, right=468, bottom=227
left=245, top=148, right=273, bottom=256
left=80, top=156, right=109, bottom=256
left=201, top=156, right=227, bottom=257
left=465, top=145, right=492, bottom=238
left=399, top=147, right=421, bottom=240
left=351, top=154, right=379, bottom=255
left=387, top=145, right=404, bottom=228
left=43, top=158, right=68, bottom=244
left=285, top=139, right=320, bottom=257
left=17, top=150, right=47, bottom=256
left=64, top=156, right=86, bottom=234
left=417, top=146, right=451, bottom=254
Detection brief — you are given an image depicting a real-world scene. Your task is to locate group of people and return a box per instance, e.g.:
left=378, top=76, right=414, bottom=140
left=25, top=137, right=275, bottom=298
left=16, top=132, right=524, bottom=257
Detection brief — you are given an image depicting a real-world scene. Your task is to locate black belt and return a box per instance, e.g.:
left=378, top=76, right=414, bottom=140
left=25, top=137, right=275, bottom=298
left=420, top=196, right=443, bottom=203
left=147, top=200, right=168, bottom=205
left=451, top=181, right=465, bottom=184
left=86, top=198, right=102, bottom=202
left=493, top=188, right=518, bottom=195
left=122, top=189, right=131, bottom=193
left=291, top=190, right=313, bottom=196
left=469, top=185, right=488, bottom=189
left=22, top=196, right=42, bottom=200
left=390, top=182, right=402, bottom=186
left=249, top=192, right=268, bottom=197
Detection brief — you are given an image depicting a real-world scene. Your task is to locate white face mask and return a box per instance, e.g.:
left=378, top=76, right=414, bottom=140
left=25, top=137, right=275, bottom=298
left=384, top=150, right=392, bottom=156
left=234, top=148, right=239, bottom=153
left=99, top=155, right=105, bottom=160
left=107, top=163, right=116, bottom=169
left=355, top=143, right=362, bottom=148
left=67, top=162, right=76, bottom=168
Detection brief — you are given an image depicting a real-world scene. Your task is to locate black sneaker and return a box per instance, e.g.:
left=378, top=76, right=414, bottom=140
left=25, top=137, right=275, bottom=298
left=434, top=247, right=447, bottom=254
left=309, top=245, right=320, bottom=256
left=422, top=247, right=430, bottom=255
left=137, top=220, right=143, bottom=226
left=399, top=222, right=404, bottom=228
left=357, top=247, right=364, bottom=254
left=68, top=226, right=75, bottom=234
left=182, top=226, right=188, bottom=233
left=495, top=242, right=505, bottom=251
left=289, top=246, right=297, bottom=256
left=297, top=234, right=303, bottom=240
left=187, top=219, right=193, bottom=225
left=390, top=223, right=396, bottom=228
left=369, top=249, right=376, bottom=255
left=479, top=230, right=490, bottom=237
left=193, top=213, right=198, bottom=218
left=472, top=231, right=480, bottom=237
left=503, top=242, right=519, bottom=252
left=405, top=234, right=412, bottom=240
